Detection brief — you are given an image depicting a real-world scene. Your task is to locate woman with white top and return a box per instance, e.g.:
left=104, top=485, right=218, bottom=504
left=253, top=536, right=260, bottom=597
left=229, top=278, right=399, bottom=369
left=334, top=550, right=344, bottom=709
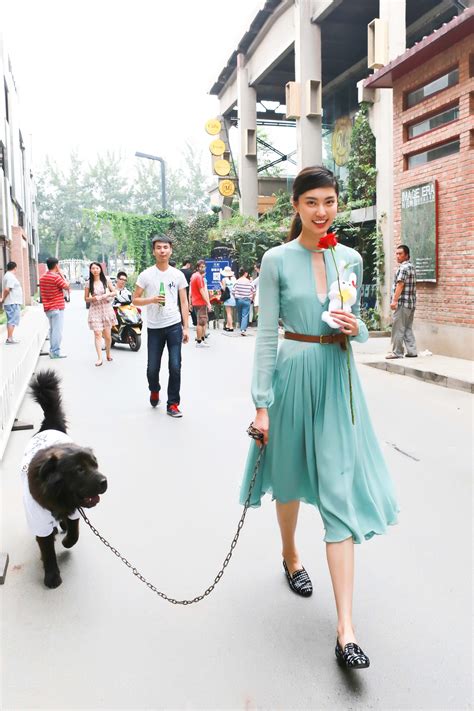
left=220, top=265, right=237, bottom=332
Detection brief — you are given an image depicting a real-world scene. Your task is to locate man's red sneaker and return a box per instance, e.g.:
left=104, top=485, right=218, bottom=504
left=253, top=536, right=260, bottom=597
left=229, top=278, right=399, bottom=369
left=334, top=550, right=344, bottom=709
left=149, top=391, right=159, bottom=408
left=166, top=404, right=183, bottom=418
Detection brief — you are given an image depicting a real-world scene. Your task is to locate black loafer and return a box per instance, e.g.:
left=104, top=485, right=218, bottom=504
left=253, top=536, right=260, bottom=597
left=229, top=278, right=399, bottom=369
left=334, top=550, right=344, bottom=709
left=335, top=640, right=370, bottom=669
left=282, top=560, right=313, bottom=597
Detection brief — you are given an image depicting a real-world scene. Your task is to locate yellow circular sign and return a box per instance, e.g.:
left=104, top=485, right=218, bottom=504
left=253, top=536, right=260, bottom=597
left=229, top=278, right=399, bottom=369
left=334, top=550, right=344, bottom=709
left=209, top=139, right=226, bottom=156
left=332, top=117, right=352, bottom=166
left=218, top=180, right=235, bottom=197
left=205, top=118, right=222, bottom=136
left=214, top=159, right=231, bottom=176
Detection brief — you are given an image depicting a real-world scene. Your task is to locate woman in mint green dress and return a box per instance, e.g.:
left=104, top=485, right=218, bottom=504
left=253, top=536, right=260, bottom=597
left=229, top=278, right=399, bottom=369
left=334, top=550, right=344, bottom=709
left=240, top=166, right=398, bottom=669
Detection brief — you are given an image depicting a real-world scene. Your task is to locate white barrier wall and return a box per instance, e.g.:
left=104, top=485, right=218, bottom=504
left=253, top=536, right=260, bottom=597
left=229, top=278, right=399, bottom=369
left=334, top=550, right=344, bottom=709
left=0, top=315, right=48, bottom=460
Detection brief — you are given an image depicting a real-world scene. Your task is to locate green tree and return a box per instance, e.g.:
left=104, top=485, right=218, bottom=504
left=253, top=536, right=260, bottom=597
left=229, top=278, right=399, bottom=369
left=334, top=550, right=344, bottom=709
left=167, top=143, right=211, bottom=217
left=87, top=151, right=132, bottom=212
left=131, top=160, right=164, bottom=214
left=169, top=213, right=218, bottom=265
left=36, top=152, right=98, bottom=260
left=346, top=103, right=376, bottom=206
left=132, top=143, right=211, bottom=218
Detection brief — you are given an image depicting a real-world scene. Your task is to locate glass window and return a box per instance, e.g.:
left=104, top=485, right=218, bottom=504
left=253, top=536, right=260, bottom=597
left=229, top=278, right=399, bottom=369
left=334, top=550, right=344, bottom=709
left=407, top=139, right=460, bottom=169
left=406, top=68, right=459, bottom=108
left=408, top=105, right=459, bottom=138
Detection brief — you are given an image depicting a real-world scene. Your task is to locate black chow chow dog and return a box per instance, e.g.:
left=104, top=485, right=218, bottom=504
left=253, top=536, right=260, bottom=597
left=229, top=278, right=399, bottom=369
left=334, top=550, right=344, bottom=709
left=22, top=370, right=107, bottom=588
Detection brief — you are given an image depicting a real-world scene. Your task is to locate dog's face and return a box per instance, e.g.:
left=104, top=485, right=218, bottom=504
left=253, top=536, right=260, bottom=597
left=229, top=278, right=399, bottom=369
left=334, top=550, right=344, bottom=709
left=28, top=444, right=108, bottom=518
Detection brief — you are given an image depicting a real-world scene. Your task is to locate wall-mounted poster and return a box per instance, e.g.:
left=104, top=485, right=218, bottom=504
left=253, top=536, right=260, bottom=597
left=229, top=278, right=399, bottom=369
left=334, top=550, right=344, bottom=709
left=400, top=180, right=437, bottom=282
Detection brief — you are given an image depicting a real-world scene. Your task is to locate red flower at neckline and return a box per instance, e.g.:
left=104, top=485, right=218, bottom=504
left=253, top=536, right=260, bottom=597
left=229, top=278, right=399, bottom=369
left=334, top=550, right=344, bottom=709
left=317, top=233, right=338, bottom=250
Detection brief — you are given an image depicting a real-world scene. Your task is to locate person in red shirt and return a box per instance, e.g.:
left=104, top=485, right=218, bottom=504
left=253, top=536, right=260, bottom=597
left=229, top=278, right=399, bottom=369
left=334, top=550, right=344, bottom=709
left=189, top=260, right=211, bottom=348
left=39, top=258, right=70, bottom=359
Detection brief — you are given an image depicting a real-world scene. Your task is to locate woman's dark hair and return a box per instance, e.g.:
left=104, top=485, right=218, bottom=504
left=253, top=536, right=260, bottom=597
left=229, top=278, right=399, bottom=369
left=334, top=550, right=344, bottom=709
left=116, top=271, right=127, bottom=280
left=238, top=267, right=248, bottom=278
left=287, top=166, right=339, bottom=242
left=89, top=262, right=107, bottom=296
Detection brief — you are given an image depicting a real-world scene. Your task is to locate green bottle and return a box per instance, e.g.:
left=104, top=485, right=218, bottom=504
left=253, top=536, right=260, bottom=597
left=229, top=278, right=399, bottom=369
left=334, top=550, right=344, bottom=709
left=159, top=281, right=166, bottom=306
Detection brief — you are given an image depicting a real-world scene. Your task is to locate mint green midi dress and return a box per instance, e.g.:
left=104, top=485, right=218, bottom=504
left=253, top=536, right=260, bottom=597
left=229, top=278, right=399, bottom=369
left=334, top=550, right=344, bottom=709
left=239, top=240, right=399, bottom=543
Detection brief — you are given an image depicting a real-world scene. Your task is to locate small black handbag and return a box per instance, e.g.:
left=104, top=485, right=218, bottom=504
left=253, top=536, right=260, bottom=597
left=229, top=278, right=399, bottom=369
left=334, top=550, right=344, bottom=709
left=220, top=285, right=230, bottom=303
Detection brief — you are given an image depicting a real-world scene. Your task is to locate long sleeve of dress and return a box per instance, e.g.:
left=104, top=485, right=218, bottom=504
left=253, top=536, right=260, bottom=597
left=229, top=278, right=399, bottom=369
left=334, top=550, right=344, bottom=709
left=350, top=252, right=369, bottom=344
left=251, top=248, right=281, bottom=408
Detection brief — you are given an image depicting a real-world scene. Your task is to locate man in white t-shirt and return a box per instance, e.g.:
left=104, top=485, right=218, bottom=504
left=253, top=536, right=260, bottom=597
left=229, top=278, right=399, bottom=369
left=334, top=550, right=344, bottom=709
left=133, top=234, right=189, bottom=417
left=1, top=261, right=23, bottom=344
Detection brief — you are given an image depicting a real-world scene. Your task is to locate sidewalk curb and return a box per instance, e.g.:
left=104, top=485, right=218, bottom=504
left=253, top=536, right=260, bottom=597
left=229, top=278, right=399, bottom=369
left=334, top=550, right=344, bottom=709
left=368, top=330, right=391, bottom=338
left=364, top=360, right=474, bottom=393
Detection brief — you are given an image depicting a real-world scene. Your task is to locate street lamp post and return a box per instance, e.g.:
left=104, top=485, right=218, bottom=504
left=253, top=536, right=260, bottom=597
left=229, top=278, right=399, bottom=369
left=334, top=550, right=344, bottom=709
left=134, top=151, right=167, bottom=210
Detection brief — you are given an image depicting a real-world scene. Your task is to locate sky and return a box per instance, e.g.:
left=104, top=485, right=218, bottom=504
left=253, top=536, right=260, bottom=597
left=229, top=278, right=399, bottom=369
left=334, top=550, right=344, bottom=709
left=1, top=0, right=267, bottom=174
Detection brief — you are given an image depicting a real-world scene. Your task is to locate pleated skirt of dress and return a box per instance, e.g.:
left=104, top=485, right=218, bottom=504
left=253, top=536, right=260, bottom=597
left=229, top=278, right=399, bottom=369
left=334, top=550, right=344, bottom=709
left=240, top=340, right=399, bottom=543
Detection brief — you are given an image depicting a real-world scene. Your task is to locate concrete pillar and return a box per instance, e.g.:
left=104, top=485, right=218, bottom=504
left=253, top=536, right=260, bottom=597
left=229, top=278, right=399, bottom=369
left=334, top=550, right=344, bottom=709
left=369, top=0, right=406, bottom=325
left=294, top=0, right=322, bottom=169
left=237, top=53, right=258, bottom=217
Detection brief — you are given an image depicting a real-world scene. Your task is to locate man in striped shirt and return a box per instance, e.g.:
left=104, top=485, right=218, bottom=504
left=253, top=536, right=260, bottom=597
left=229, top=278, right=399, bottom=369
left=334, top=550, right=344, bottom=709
left=233, top=268, right=255, bottom=336
left=39, top=257, right=70, bottom=359
left=386, top=244, right=417, bottom=359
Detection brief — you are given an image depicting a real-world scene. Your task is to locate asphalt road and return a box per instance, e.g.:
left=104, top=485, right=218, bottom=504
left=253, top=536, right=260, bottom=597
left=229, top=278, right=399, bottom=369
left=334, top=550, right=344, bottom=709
left=1, top=290, right=472, bottom=710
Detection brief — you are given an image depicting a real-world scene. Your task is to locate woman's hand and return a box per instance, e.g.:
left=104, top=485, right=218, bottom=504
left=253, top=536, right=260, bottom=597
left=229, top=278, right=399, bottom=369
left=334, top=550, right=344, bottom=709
left=253, top=408, right=269, bottom=448
left=329, top=309, right=359, bottom=337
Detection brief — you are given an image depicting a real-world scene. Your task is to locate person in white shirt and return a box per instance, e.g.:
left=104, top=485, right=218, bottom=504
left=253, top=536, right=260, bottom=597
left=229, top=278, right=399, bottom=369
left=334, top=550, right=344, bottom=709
left=113, top=271, right=132, bottom=304
left=1, top=261, right=23, bottom=344
left=133, top=235, right=189, bottom=417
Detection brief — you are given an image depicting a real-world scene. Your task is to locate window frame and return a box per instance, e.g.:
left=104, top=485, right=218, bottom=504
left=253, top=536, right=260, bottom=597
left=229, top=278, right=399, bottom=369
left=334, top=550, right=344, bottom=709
left=405, top=102, right=460, bottom=141
left=404, top=66, right=459, bottom=110
left=405, top=138, right=460, bottom=170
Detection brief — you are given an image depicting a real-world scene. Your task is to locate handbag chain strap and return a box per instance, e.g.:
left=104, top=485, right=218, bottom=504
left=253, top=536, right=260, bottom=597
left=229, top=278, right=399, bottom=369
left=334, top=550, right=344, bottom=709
left=78, top=424, right=264, bottom=605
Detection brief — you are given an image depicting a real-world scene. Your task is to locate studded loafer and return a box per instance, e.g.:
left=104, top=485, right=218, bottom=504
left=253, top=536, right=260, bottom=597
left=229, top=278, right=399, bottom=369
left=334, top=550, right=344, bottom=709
left=335, top=639, right=370, bottom=669
left=282, top=560, right=313, bottom=597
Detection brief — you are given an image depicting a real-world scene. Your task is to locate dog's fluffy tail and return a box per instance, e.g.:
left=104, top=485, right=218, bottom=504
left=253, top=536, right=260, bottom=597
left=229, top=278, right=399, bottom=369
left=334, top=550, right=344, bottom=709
left=29, top=370, right=67, bottom=434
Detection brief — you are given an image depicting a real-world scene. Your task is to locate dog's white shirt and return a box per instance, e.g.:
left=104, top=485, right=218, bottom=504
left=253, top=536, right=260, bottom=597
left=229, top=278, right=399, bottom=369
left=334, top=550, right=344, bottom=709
left=21, top=429, right=80, bottom=537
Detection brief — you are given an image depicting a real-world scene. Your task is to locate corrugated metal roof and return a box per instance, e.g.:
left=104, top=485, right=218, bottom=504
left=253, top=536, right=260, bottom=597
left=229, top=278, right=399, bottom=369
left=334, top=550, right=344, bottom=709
left=364, top=7, right=473, bottom=89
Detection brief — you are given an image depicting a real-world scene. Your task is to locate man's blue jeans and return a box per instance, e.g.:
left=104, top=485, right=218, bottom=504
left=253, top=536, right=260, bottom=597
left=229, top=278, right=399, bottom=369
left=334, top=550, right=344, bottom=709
left=45, top=309, right=65, bottom=356
left=146, top=322, right=183, bottom=406
left=236, top=298, right=251, bottom=332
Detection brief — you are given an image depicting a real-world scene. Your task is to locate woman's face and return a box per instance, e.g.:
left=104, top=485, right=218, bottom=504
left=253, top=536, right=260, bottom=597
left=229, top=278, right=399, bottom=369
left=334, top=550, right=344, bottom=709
left=293, top=187, right=338, bottom=238
left=90, top=264, right=101, bottom=277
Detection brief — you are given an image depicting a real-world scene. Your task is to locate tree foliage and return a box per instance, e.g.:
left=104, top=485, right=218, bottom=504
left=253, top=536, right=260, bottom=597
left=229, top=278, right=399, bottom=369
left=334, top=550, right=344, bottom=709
left=36, top=153, right=99, bottom=261
left=90, top=210, right=219, bottom=275
left=346, top=103, right=376, bottom=206
left=208, top=194, right=291, bottom=268
left=37, top=146, right=212, bottom=264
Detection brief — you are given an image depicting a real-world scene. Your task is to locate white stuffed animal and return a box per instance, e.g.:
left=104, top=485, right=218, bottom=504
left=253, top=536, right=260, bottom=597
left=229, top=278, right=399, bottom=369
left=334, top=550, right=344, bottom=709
left=321, top=265, right=358, bottom=330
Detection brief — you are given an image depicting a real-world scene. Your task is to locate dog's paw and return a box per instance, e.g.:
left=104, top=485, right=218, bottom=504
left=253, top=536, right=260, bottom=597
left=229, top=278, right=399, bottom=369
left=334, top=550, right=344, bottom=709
left=62, top=534, right=78, bottom=549
left=44, top=570, right=62, bottom=588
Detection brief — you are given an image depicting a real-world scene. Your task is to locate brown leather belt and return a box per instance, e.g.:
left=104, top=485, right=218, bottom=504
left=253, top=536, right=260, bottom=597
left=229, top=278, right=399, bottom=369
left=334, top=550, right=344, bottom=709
left=284, top=331, right=347, bottom=348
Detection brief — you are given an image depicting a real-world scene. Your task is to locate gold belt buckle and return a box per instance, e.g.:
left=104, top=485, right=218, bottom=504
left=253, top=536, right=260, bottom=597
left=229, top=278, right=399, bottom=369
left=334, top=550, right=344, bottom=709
left=320, top=335, right=324, bottom=344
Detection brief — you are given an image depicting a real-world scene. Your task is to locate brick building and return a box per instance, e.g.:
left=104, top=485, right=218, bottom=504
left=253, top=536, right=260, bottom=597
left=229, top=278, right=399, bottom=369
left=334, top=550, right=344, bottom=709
left=0, top=35, right=39, bottom=306
left=365, top=8, right=474, bottom=359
